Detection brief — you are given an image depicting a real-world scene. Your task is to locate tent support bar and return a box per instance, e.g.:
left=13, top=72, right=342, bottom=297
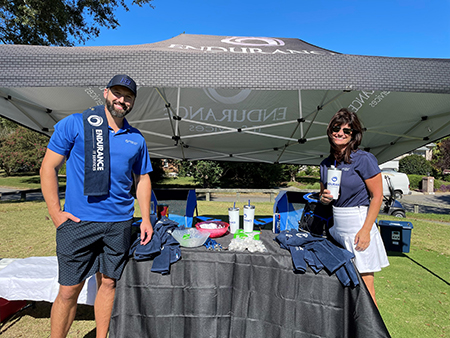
left=365, top=130, right=426, bottom=140
left=176, top=87, right=181, bottom=136
left=298, top=89, right=304, bottom=138
left=154, top=87, right=186, bottom=159
left=276, top=91, right=345, bottom=163
left=140, top=129, right=176, bottom=140
left=417, top=110, right=450, bottom=141
left=0, top=91, right=58, bottom=131
left=154, top=87, right=177, bottom=135
left=302, top=91, right=346, bottom=138
left=374, top=114, right=437, bottom=158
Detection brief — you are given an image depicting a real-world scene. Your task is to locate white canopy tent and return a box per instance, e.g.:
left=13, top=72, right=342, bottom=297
left=1, top=34, right=449, bottom=165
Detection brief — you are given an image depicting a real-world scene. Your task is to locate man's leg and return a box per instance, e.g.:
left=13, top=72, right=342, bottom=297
left=51, top=282, right=85, bottom=338
left=94, top=272, right=116, bottom=338
left=361, top=272, right=378, bottom=308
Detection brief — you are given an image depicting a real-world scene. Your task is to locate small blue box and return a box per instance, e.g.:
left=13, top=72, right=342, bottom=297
left=378, top=220, right=414, bottom=253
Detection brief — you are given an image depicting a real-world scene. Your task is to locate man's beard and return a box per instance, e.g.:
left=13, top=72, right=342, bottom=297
left=106, top=97, right=132, bottom=118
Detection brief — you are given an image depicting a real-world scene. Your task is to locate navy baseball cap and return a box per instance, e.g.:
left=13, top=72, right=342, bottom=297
left=107, top=74, right=137, bottom=97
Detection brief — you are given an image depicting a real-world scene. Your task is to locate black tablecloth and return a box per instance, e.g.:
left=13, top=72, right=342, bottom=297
left=110, top=231, right=390, bottom=338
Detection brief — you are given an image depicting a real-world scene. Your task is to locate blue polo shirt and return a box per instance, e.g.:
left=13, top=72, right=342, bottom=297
left=320, top=150, right=380, bottom=207
left=48, top=111, right=153, bottom=222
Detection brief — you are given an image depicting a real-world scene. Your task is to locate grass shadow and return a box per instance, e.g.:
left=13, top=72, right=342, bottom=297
left=387, top=251, right=450, bottom=286
left=0, top=302, right=96, bottom=337
left=20, top=177, right=41, bottom=184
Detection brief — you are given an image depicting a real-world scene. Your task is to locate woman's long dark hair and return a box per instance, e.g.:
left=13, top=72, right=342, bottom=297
left=327, top=108, right=363, bottom=164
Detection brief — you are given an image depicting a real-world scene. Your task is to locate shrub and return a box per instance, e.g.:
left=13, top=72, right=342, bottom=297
left=408, top=174, right=423, bottom=190
left=408, top=175, right=447, bottom=192
left=434, top=178, right=447, bottom=190
left=0, top=126, right=48, bottom=176
left=399, top=154, right=433, bottom=175
left=305, top=166, right=320, bottom=177
left=220, top=162, right=283, bottom=188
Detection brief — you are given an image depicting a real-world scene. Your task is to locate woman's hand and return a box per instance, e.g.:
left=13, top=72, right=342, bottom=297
left=354, top=228, right=371, bottom=251
left=320, top=189, right=333, bottom=205
left=354, top=173, right=383, bottom=251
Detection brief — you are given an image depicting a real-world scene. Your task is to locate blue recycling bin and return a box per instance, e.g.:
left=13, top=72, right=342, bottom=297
left=378, top=220, right=414, bottom=253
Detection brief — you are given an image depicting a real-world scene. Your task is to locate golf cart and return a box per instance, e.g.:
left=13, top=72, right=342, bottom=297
left=382, top=175, right=406, bottom=218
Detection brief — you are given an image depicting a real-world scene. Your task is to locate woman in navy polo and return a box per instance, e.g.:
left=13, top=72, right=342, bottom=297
left=319, top=108, right=389, bottom=307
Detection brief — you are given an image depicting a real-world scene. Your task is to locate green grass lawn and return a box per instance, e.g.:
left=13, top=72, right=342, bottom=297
left=0, top=172, right=66, bottom=190
left=375, top=217, right=450, bottom=337
left=0, top=174, right=449, bottom=337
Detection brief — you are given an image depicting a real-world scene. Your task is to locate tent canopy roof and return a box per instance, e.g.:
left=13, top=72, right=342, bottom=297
left=1, top=34, right=449, bottom=165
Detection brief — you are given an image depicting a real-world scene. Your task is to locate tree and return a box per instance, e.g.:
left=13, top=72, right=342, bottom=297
left=281, top=164, right=299, bottom=182
left=0, top=126, right=48, bottom=175
left=220, top=162, right=284, bottom=188
left=192, top=161, right=223, bottom=188
left=0, top=116, right=18, bottom=138
left=432, top=137, right=450, bottom=173
left=148, top=158, right=165, bottom=183
left=0, top=0, right=155, bottom=46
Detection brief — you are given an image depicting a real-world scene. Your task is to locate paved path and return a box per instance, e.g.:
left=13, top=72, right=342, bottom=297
left=399, top=192, right=450, bottom=215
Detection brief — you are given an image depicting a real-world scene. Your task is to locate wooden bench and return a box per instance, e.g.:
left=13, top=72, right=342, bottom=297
left=0, top=187, right=64, bottom=201
left=195, top=188, right=280, bottom=202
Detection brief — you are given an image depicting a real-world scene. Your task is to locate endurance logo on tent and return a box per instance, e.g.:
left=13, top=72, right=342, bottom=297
left=203, top=89, right=252, bottom=104
left=221, top=37, right=285, bottom=47
left=166, top=34, right=337, bottom=55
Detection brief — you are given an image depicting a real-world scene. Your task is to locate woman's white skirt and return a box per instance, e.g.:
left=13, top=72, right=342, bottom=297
left=330, top=206, right=389, bottom=273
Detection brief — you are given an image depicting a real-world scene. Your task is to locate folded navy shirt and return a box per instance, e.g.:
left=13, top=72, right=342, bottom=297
left=275, top=230, right=359, bottom=287
left=129, top=217, right=182, bottom=275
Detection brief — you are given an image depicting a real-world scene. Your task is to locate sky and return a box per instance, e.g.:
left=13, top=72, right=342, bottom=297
left=79, top=0, right=450, bottom=59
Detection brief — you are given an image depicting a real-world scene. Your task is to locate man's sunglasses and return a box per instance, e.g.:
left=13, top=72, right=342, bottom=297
left=332, top=125, right=353, bottom=135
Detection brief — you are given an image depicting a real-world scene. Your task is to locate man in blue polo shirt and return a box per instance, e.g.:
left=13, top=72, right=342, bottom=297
left=40, top=74, right=153, bottom=338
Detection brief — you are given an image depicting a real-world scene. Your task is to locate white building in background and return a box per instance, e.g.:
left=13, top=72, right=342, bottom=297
left=411, top=144, right=435, bottom=161
left=378, top=143, right=435, bottom=171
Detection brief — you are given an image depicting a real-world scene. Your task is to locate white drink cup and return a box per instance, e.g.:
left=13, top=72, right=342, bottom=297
left=327, top=165, right=342, bottom=200
left=243, top=205, right=255, bottom=233
left=228, top=207, right=240, bottom=234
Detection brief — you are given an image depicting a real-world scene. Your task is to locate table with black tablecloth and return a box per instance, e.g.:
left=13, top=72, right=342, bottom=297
left=110, top=230, right=390, bottom=338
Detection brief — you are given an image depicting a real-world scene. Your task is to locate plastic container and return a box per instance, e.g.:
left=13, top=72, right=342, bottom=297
left=196, top=221, right=230, bottom=238
left=228, top=207, right=240, bottom=234
left=327, top=165, right=342, bottom=200
left=0, top=298, right=27, bottom=323
left=243, top=205, right=255, bottom=233
left=378, top=220, right=414, bottom=253
left=171, top=228, right=210, bottom=247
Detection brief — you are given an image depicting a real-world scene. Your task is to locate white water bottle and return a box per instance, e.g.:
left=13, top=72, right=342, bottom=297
left=327, top=165, right=342, bottom=200
left=243, top=205, right=255, bottom=233
left=228, top=207, right=240, bottom=234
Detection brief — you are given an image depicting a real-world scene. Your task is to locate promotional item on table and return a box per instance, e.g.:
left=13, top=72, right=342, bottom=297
left=327, top=164, right=342, bottom=200
left=228, top=202, right=240, bottom=234
left=243, top=200, right=256, bottom=233
left=274, top=229, right=359, bottom=287
left=129, top=217, right=181, bottom=274
left=130, top=196, right=360, bottom=288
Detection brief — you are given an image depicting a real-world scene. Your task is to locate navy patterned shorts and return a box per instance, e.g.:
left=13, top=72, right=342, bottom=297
left=56, top=219, right=133, bottom=286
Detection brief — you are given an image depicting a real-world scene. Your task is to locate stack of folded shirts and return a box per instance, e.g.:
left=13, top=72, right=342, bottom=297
left=129, top=217, right=182, bottom=274
left=274, top=230, right=359, bottom=287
